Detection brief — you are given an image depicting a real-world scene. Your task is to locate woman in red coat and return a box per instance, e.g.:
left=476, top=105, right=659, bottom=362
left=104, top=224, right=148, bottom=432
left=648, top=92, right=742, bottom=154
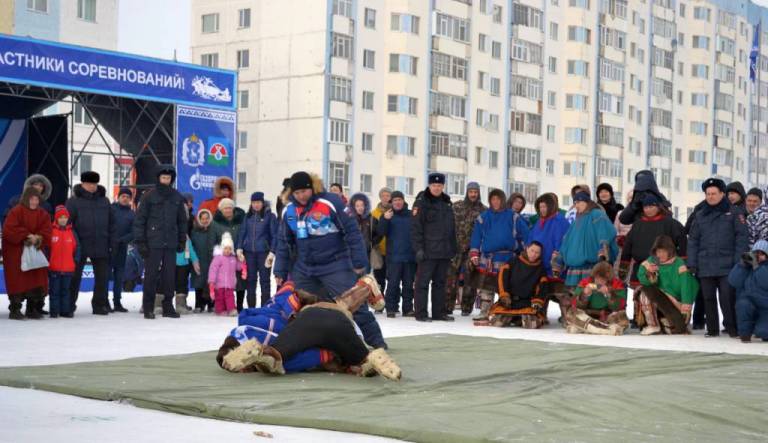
left=2, top=187, right=52, bottom=319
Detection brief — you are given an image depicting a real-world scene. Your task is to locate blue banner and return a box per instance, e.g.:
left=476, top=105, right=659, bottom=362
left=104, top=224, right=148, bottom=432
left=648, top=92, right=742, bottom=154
left=0, top=118, right=28, bottom=213
left=176, top=106, right=237, bottom=208
left=0, top=33, right=237, bottom=110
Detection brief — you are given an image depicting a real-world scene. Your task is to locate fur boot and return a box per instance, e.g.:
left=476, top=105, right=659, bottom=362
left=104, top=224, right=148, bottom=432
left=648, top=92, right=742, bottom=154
left=24, top=293, right=43, bottom=319
left=359, top=348, right=402, bottom=381
left=153, top=294, right=164, bottom=315
left=175, top=294, right=192, bottom=315
left=472, top=291, right=495, bottom=322
left=8, top=295, right=25, bottom=320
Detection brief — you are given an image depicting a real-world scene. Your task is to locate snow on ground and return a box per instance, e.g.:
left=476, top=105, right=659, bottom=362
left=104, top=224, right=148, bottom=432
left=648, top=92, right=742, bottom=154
left=1, top=290, right=765, bottom=442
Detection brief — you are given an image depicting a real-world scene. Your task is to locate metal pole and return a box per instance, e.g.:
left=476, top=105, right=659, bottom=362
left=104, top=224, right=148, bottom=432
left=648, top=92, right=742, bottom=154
left=759, top=20, right=763, bottom=187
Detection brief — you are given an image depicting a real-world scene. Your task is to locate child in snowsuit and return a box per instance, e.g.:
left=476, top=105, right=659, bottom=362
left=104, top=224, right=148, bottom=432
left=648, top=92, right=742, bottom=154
left=208, top=233, right=244, bottom=316
left=49, top=205, right=78, bottom=318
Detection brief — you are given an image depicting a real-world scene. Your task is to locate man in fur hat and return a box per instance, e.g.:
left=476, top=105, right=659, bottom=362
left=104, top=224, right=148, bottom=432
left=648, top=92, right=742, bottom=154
left=66, top=171, right=116, bottom=315
left=446, top=181, right=485, bottom=316
left=274, top=171, right=387, bottom=349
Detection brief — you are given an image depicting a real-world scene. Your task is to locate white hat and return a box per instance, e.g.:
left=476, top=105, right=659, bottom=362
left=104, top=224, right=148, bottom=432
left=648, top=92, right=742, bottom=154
left=218, top=198, right=235, bottom=211
left=220, top=232, right=234, bottom=250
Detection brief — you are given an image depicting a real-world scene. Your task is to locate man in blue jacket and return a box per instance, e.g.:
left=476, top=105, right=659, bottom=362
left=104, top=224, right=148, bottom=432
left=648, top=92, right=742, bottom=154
left=688, top=177, right=749, bottom=337
left=109, top=187, right=134, bottom=313
left=376, top=191, right=416, bottom=318
left=236, top=192, right=278, bottom=307
left=274, top=171, right=386, bottom=349
left=728, top=240, right=768, bottom=342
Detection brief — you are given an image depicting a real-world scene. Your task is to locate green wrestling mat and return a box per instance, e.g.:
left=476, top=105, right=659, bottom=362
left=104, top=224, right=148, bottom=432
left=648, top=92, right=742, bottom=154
left=1, top=334, right=767, bottom=442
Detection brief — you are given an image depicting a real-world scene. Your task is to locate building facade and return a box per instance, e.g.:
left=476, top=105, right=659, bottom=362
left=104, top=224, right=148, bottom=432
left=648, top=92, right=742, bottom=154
left=191, top=0, right=768, bottom=221
left=2, top=0, right=128, bottom=198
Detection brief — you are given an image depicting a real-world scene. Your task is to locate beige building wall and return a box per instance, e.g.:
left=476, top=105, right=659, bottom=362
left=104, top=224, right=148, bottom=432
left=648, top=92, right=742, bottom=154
left=0, top=0, right=14, bottom=34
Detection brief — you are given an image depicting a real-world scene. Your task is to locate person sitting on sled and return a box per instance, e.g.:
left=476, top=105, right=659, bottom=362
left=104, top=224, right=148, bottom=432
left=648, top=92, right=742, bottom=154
left=215, top=276, right=401, bottom=381
left=565, top=261, right=629, bottom=335
left=487, top=241, right=547, bottom=328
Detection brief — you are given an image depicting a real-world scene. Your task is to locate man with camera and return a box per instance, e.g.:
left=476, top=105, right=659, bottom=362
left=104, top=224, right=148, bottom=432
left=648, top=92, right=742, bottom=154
left=728, top=240, right=768, bottom=342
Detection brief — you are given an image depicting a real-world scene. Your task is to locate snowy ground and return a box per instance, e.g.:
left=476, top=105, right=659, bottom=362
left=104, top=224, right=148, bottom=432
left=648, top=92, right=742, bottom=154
left=1, top=290, right=765, bottom=442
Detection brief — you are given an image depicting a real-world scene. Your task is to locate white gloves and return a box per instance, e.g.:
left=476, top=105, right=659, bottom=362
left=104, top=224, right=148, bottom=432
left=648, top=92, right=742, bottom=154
left=264, top=252, right=276, bottom=268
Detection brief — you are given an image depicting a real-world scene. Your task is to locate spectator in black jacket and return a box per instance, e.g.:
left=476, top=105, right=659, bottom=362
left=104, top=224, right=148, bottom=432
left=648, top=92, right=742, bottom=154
left=618, top=170, right=671, bottom=225
left=412, top=173, right=457, bottom=322
left=66, top=171, right=116, bottom=315
left=133, top=164, right=188, bottom=319
left=687, top=178, right=749, bottom=337
left=109, top=187, right=134, bottom=313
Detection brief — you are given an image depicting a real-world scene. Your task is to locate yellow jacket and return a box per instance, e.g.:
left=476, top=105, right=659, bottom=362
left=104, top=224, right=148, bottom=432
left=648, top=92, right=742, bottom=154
left=371, top=204, right=387, bottom=256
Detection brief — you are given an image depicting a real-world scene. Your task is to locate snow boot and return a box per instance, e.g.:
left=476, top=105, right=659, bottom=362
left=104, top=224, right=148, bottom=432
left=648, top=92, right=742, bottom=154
left=113, top=300, right=128, bottom=313
left=8, top=295, right=25, bottom=320
left=175, top=294, right=192, bottom=315
left=472, top=291, right=494, bottom=323
left=641, top=325, right=662, bottom=336
left=25, top=294, right=43, bottom=319
left=359, top=348, right=402, bottom=381
left=153, top=294, right=164, bottom=315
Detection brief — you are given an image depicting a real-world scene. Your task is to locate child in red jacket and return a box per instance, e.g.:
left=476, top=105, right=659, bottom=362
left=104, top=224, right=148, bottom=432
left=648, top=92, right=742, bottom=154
left=49, top=205, right=78, bottom=318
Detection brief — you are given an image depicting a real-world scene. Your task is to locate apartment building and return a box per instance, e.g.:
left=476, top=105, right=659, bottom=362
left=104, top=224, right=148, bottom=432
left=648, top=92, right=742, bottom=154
left=191, top=0, right=768, bottom=221
left=1, top=0, right=128, bottom=197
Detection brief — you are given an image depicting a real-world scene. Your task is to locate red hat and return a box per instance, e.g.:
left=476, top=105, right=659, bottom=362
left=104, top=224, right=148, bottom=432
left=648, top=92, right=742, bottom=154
left=54, top=205, right=70, bottom=220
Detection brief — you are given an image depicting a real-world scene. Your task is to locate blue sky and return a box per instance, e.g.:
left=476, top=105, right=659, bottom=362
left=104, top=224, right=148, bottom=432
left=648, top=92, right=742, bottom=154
left=118, top=0, right=191, bottom=62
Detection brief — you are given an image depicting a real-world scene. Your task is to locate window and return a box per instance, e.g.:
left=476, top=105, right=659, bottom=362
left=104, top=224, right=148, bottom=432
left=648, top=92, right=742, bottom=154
left=714, top=148, right=733, bottom=166
left=391, top=13, right=420, bottom=34
left=565, top=128, right=587, bottom=144
left=596, top=157, right=622, bottom=178
left=600, top=59, right=625, bottom=81
left=679, top=2, right=686, bottom=17
left=386, top=176, right=416, bottom=196
left=513, top=4, right=544, bottom=30
left=652, top=78, right=673, bottom=100
left=364, top=8, right=376, bottom=28
left=362, top=91, right=374, bottom=110
left=509, top=146, right=541, bottom=169
left=489, top=151, right=499, bottom=169
left=329, top=119, right=350, bottom=144
left=360, top=174, right=372, bottom=193
left=332, top=33, right=353, bottom=59
left=569, top=0, right=590, bottom=9
left=651, top=47, right=674, bottom=69
left=692, top=35, right=709, bottom=49
left=718, top=10, right=736, bottom=29
left=237, top=130, right=248, bottom=150
left=510, top=112, right=542, bottom=134
left=435, top=13, right=471, bottom=43
left=236, top=49, right=250, bottom=69
left=650, top=108, right=672, bottom=128
left=77, top=0, right=96, bottom=22
left=72, top=154, right=92, bottom=177
left=508, top=182, right=539, bottom=205
left=361, top=133, right=374, bottom=152
left=389, top=53, right=417, bottom=75
left=649, top=137, right=672, bottom=156
left=600, top=26, right=626, bottom=50
left=547, top=125, right=556, bottom=142
left=714, top=120, right=732, bottom=138
left=429, top=132, right=468, bottom=159
left=691, top=64, right=708, bottom=79
left=652, top=16, right=674, bottom=38
left=113, top=160, right=131, bottom=186
left=478, top=34, right=488, bottom=52
left=430, top=92, right=467, bottom=119
left=237, top=172, right=247, bottom=192
left=493, top=5, right=503, bottom=23
left=689, top=150, right=707, bottom=164
left=693, top=6, right=710, bottom=22
left=630, top=74, right=643, bottom=93
left=26, top=0, right=47, bottom=12
left=238, top=8, right=251, bottom=28
left=511, top=40, right=543, bottom=64
left=717, top=36, right=735, bottom=56
left=73, top=103, right=92, bottom=125
left=386, top=135, right=416, bottom=156
left=604, top=0, right=627, bottom=17
left=490, top=77, right=501, bottom=96
left=510, top=75, right=543, bottom=100
left=476, top=109, right=499, bottom=131
left=598, top=91, right=623, bottom=115
left=363, top=49, right=376, bottom=69
left=690, top=93, right=708, bottom=107
left=598, top=125, right=624, bottom=147
left=475, top=146, right=484, bottom=165
left=550, top=22, right=559, bottom=40
left=202, top=13, right=219, bottom=33
left=563, top=160, right=586, bottom=176
left=548, top=56, right=557, bottom=73
left=715, top=93, right=733, bottom=112
left=492, top=41, right=502, bottom=59
left=387, top=95, right=418, bottom=115
left=431, top=52, right=468, bottom=80
left=238, top=90, right=249, bottom=109
left=200, top=53, right=218, bottom=68
left=568, top=26, right=591, bottom=43
left=445, top=174, right=467, bottom=197
left=567, top=60, right=590, bottom=77
left=690, top=121, right=708, bottom=135
left=715, top=64, right=735, bottom=83
left=547, top=91, right=556, bottom=108
left=477, top=71, right=489, bottom=90
left=332, top=0, right=352, bottom=17
left=546, top=159, right=555, bottom=175
left=329, top=162, right=350, bottom=189
left=330, top=76, right=353, bottom=103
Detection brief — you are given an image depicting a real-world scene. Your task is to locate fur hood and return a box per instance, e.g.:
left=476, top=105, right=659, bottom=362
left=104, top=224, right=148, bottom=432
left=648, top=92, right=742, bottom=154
left=348, top=193, right=371, bottom=218
left=24, top=174, right=52, bottom=201
left=73, top=183, right=107, bottom=199
left=213, top=176, right=235, bottom=198
left=194, top=208, right=213, bottom=229
left=534, top=193, right=558, bottom=218
left=488, top=188, right=508, bottom=210
left=506, top=192, right=525, bottom=211
left=20, top=186, right=43, bottom=209
left=287, top=173, right=326, bottom=204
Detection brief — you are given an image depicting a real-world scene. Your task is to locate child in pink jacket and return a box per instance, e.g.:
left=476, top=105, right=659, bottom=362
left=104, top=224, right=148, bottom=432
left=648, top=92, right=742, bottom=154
left=208, top=233, right=244, bottom=316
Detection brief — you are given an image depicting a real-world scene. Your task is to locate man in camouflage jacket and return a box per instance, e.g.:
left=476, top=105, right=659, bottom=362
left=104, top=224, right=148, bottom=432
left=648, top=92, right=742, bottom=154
left=445, top=182, right=486, bottom=315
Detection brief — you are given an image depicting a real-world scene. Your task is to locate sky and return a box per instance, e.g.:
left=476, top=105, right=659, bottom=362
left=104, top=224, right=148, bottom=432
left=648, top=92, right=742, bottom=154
left=117, top=0, right=191, bottom=62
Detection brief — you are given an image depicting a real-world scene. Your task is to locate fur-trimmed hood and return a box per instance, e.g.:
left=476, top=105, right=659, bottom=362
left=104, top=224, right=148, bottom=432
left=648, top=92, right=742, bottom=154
left=488, top=188, right=507, bottom=210
left=213, top=176, right=235, bottom=198
left=534, top=193, right=558, bottom=218
left=73, top=183, right=107, bottom=199
left=20, top=186, right=42, bottom=209
left=507, top=192, right=525, bottom=212
left=24, top=174, right=52, bottom=201
left=348, top=193, right=371, bottom=218
left=195, top=208, right=213, bottom=229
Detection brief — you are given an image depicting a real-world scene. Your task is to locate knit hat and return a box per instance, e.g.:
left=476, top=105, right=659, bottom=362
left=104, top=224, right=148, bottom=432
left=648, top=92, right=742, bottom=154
left=428, top=172, right=445, bottom=185
left=220, top=232, right=234, bottom=250
left=573, top=191, right=591, bottom=203
left=218, top=198, right=235, bottom=211
left=251, top=192, right=264, bottom=202
left=54, top=205, right=69, bottom=220
left=80, top=171, right=100, bottom=183
left=118, top=187, right=132, bottom=198
left=290, top=171, right=313, bottom=191
left=466, top=181, right=480, bottom=191
left=702, top=177, right=726, bottom=193
left=748, top=187, right=764, bottom=200
left=391, top=191, right=405, bottom=201
left=641, top=193, right=661, bottom=207
left=752, top=240, right=768, bottom=255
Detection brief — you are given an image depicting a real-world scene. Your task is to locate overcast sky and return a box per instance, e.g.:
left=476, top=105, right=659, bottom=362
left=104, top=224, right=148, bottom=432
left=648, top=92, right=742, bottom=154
left=117, top=0, right=191, bottom=62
